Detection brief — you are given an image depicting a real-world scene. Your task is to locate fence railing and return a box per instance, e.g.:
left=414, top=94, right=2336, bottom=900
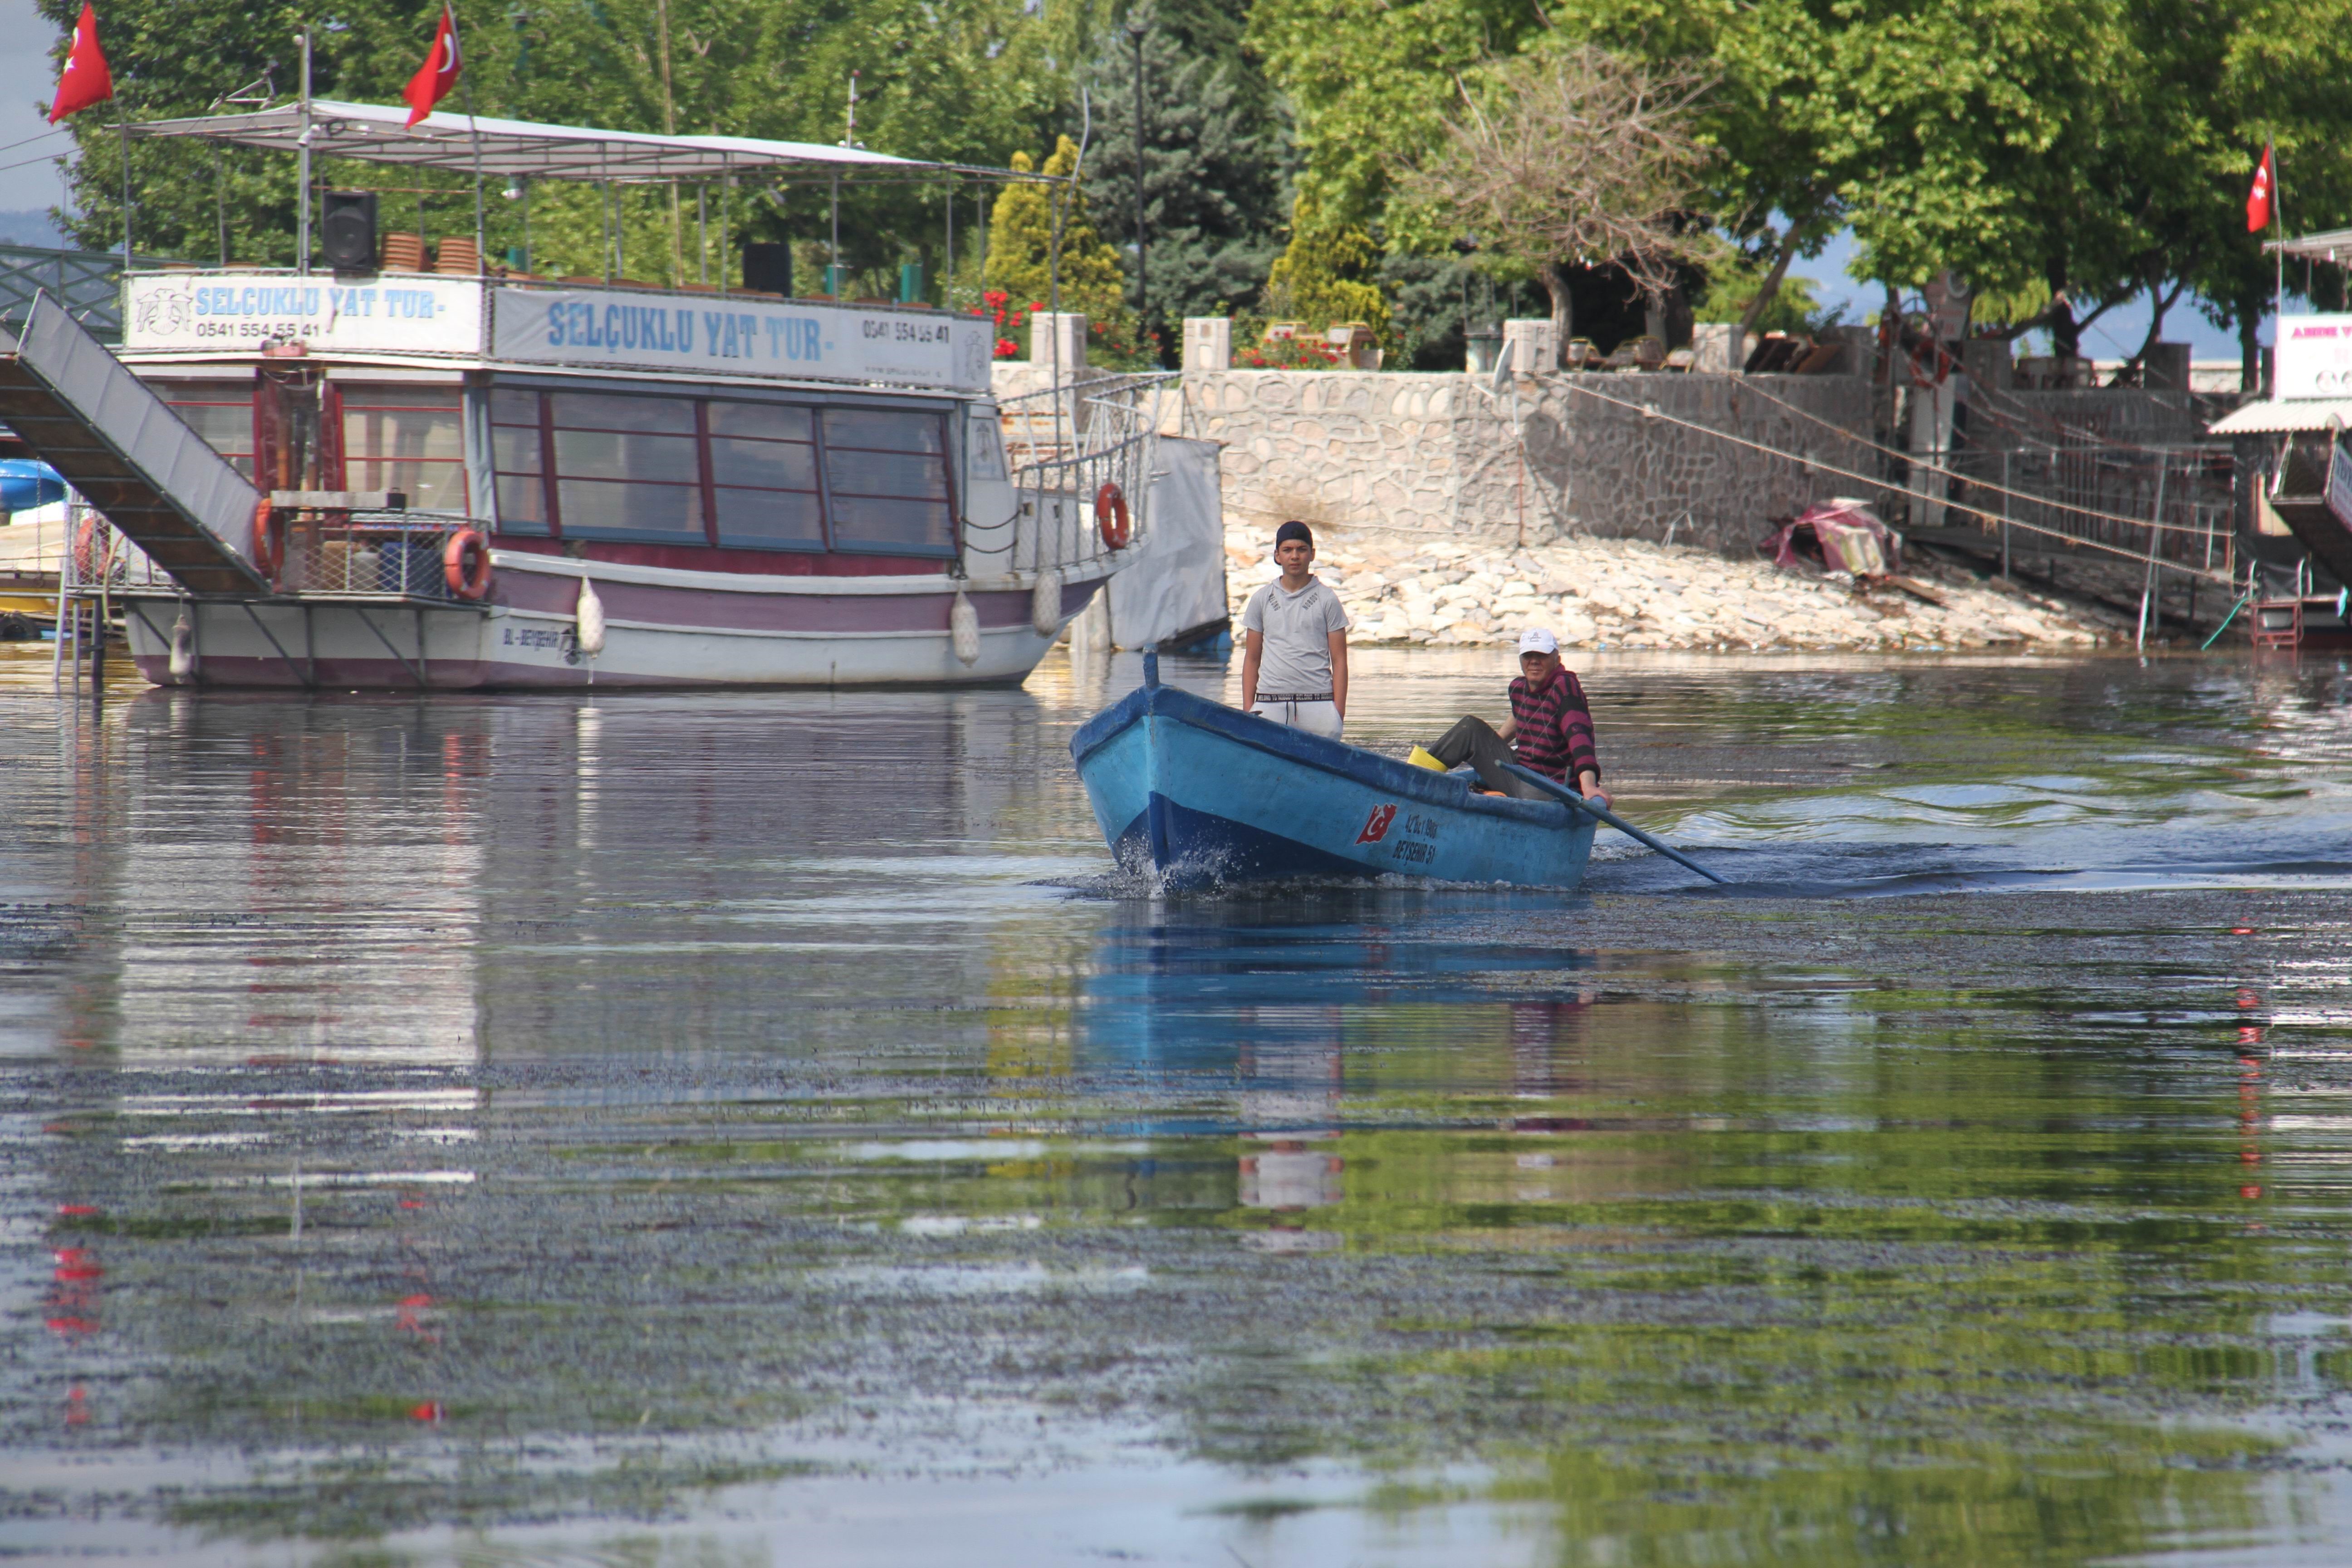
left=986, top=372, right=1173, bottom=581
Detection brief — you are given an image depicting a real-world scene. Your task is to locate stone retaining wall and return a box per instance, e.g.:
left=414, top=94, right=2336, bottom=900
left=1174, top=368, right=1875, bottom=555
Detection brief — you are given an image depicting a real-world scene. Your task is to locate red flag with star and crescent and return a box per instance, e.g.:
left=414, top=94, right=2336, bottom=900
left=47, top=2, right=113, bottom=124
left=403, top=4, right=463, bottom=127
left=2248, top=145, right=2276, bottom=233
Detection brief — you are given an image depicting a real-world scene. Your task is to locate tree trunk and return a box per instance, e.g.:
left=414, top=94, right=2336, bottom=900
left=1736, top=215, right=1812, bottom=347
left=2240, top=305, right=2263, bottom=395
left=1540, top=260, right=1573, bottom=368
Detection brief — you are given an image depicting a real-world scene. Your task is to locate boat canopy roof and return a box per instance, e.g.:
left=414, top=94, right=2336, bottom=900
left=122, top=99, right=1046, bottom=186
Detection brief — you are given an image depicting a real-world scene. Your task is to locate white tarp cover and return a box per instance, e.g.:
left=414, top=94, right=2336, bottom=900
left=492, top=286, right=993, bottom=392
left=122, top=100, right=999, bottom=183
left=1098, top=436, right=1228, bottom=649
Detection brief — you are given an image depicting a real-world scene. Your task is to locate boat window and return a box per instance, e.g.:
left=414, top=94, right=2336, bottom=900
left=341, top=384, right=466, bottom=513
left=707, top=401, right=824, bottom=551
left=546, top=391, right=703, bottom=541
left=822, top=408, right=954, bottom=556
left=488, top=388, right=549, bottom=534
left=154, top=381, right=256, bottom=480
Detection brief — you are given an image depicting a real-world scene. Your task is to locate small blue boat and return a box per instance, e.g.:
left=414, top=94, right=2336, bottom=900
left=1070, top=661, right=1596, bottom=891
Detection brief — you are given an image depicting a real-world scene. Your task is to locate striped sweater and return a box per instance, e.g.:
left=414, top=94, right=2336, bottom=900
left=1509, top=668, right=1599, bottom=783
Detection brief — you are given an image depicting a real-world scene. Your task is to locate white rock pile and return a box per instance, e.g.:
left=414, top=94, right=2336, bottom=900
left=1225, top=523, right=2120, bottom=652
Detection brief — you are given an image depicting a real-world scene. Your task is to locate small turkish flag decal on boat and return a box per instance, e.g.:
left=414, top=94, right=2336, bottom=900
left=1356, top=804, right=1398, bottom=844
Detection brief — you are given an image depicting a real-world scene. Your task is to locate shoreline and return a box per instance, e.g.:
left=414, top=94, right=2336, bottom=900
left=1225, top=522, right=2134, bottom=653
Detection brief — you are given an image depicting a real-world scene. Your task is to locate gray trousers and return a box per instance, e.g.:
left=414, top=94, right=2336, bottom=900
left=1427, top=715, right=1553, bottom=800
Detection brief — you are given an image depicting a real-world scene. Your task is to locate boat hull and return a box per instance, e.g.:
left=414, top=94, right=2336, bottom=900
left=1070, top=683, right=1594, bottom=891
left=118, top=555, right=1102, bottom=689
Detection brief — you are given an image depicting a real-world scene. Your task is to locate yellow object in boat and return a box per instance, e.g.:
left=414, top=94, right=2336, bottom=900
left=1406, top=745, right=1447, bottom=771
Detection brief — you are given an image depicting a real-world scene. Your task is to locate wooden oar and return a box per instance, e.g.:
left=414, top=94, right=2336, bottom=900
left=1500, top=763, right=1730, bottom=886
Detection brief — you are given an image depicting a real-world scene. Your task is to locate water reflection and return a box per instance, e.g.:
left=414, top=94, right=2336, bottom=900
left=5, top=646, right=2352, bottom=1564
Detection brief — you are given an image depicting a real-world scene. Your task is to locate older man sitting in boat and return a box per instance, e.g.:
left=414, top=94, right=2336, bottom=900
left=1417, top=628, right=1608, bottom=805
left=1239, top=520, right=1350, bottom=739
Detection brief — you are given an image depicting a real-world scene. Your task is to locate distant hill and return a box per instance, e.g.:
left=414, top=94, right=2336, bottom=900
left=0, top=209, right=69, bottom=249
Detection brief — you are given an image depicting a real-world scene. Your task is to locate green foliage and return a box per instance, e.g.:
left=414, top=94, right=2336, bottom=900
left=1078, top=0, right=1295, bottom=345
left=1246, top=0, right=1541, bottom=230
left=1693, top=252, right=1842, bottom=337
left=39, top=0, right=1069, bottom=286
left=1263, top=192, right=1388, bottom=344
left=981, top=139, right=1135, bottom=348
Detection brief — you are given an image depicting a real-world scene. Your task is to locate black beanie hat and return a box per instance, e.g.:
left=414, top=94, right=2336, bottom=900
left=1275, top=520, right=1313, bottom=546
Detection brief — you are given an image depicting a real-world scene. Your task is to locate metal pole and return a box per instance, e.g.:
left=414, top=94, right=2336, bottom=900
left=698, top=183, right=708, bottom=284
left=1999, top=450, right=2010, bottom=578
left=296, top=29, right=312, bottom=274
left=2137, top=459, right=2168, bottom=652
left=463, top=74, right=487, bottom=273
left=943, top=178, right=952, bottom=307
left=118, top=122, right=130, bottom=270
left=1129, top=18, right=1147, bottom=348
left=829, top=170, right=840, bottom=294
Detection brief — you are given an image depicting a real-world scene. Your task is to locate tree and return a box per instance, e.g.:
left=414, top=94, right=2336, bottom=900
left=1246, top=0, right=1542, bottom=232
left=983, top=137, right=1134, bottom=353
left=1262, top=191, right=1388, bottom=341
left=1078, top=0, right=1294, bottom=352
left=1388, top=44, right=1715, bottom=364
left=39, top=0, right=1069, bottom=289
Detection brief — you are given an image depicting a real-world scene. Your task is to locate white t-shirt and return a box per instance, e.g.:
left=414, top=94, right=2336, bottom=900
left=1243, top=576, right=1349, bottom=697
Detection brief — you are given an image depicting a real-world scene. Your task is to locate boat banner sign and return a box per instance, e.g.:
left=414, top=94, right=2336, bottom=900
left=123, top=272, right=482, bottom=353
left=2276, top=314, right=2352, bottom=400
left=490, top=287, right=993, bottom=392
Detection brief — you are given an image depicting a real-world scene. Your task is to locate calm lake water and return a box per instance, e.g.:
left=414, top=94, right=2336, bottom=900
left=5, top=641, right=2352, bottom=1566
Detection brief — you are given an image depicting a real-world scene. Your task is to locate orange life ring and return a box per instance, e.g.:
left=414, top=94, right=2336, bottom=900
left=1095, top=480, right=1132, bottom=550
left=249, top=499, right=284, bottom=579
left=443, top=528, right=493, bottom=600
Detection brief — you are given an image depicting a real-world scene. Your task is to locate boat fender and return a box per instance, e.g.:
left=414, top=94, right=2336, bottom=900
left=950, top=588, right=981, bottom=665
left=249, top=500, right=284, bottom=580
left=1095, top=481, right=1132, bottom=550
left=1030, top=567, right=1061, bottom=638
left=575, top=576, right=606, bottom=657
left=443, top=529, right=493, bottom=601
left=167, top=606, right=197, bottom=683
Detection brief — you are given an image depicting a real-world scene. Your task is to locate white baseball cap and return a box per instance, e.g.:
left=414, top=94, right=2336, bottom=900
left=1516, top=627, right=1559, bottom=656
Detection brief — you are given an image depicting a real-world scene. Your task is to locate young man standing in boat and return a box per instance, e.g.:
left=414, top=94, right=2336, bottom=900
left=1239, top=520, right=1350, bottom=739
left=1421, top=628, right=1608, bottom=805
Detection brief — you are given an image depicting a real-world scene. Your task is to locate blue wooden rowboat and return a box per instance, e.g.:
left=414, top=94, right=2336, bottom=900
left=1070, top=660, right=1595, bottom=891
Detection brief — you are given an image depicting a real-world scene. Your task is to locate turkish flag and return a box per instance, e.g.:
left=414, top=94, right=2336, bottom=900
left=2248, top=145, right=2276, bottom=233
left=403, top=5, right=463, bottom=127
left=47, top=3, right=113, bottom=123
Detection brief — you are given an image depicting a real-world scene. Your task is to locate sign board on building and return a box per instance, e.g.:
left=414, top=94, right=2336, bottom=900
left=2274, top=314, right=2352, bottom=399
left=123, top=271, right=482, bottom=353
left=490, top=287, right=993, bottom=392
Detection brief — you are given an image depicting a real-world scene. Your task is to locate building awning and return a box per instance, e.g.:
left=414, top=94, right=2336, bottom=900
left=2208, top=398, right=2352, bottom=434
left=121, top=99, right=1042, bottom=185
left=2271, top=228, right=2352, bottom=264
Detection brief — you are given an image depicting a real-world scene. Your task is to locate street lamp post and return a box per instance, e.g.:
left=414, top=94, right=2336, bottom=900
left=1127, top=15, right=1148, bottom=360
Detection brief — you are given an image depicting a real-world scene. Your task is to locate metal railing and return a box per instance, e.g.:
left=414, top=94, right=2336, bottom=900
left=273, top=514, right=477, bottom=599
left=995, top=372, right=1172, bottom=580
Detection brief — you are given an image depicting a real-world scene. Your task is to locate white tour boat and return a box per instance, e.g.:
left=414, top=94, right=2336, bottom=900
left=0, top=98, right=1157, bottom=689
